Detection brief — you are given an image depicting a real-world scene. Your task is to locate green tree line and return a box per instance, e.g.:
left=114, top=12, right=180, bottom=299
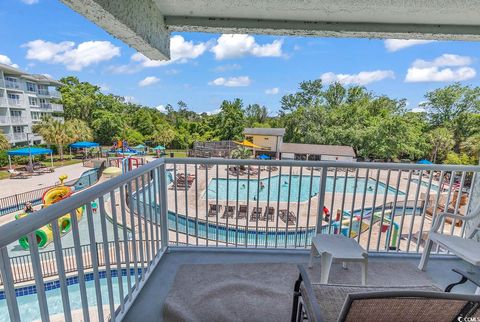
left=3, top=76, right=478, bottom=165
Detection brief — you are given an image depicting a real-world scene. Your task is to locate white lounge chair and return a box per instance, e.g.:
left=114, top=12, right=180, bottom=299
left=419, top=204, right=480, bottom=279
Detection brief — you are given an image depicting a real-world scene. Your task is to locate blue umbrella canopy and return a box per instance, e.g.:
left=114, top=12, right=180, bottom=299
left=7, top=147, right=52, bottom=156
left=257, top=154, right=270, bottom=160
left=417, top=159, right=433, bottom=164
left=70, top=141, right=99, bottom=148
left=153, top=145, right=166, bottom=150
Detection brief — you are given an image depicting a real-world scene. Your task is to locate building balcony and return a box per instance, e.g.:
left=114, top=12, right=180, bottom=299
left=11, top=132, right=27, bottom=141
left=0, top=97, right=7, bottom=107
left=8, top=99, right=24, bottom=108
left=37, top=89, right=50, bottom=96
left=51, top=103, right=64, bottom=112
left=50, top=90, right=61, bottom=99
left=39, top=103, right=51, bottom=109
left=0, top=159, right=478, bottom=321
left=5, top=80, right=22, bottom=90
left=9, top=117, right=28, bottom=125
left=0, top=116, right=9, bottom=125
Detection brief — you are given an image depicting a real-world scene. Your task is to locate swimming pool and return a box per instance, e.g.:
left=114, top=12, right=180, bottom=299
left=411, top=178, right=440, bottom=192
left=206, top=175, right=404, bottom=202
left=0, top=269, right=137, bottom=321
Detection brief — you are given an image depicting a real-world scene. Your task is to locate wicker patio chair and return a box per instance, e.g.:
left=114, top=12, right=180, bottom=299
left=291, top=265, right=480, bottom=322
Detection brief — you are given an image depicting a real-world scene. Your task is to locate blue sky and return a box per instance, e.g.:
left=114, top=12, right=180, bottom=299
left=1, top=0, right=480, bottom=114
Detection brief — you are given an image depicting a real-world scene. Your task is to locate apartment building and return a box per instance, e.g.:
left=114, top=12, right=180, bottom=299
left=0, top=63, right=64, bottom=146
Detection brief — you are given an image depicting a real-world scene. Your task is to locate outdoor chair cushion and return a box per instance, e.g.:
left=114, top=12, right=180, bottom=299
left=301, top=284, right=439, bottom=322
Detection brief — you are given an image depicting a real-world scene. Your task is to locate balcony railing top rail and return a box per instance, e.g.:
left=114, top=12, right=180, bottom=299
left=168, top=157, right=480, bottom=172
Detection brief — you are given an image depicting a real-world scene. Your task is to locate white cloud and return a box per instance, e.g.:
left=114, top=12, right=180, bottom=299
left=99, top=83, right=110, bottom=92
left=21, top=0, right=39, bottom=4
left=138, top=76, right=160, bottom=87
left=214, top=64, right=241, bottom=72
left=109, top=35, right=208, bottom=74
left=405, top=54, right=476, bottom=82
left=211, top=34, right=283, bottom=60
left=208, top=76, right=251, bottom=87
left=165, top=69, right=179, bottom=75
left=205, top=109, right=221, bottom=115
left=320, top=70, right=395, bottom=85
left=265, top=87, right=279, bottom=95
left=156, top=105, right=166, bottom=113
left=384, top=39, right=435, bottom=52
left=411, top=107, right=427, bottom=113
left=23, top=39, right=120, bottom=71
left=123, top=96, right=135, bottom=103
left=0, top=54, right=19, bottom=68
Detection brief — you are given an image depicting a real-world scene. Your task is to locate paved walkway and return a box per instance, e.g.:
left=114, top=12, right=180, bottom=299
left=0, top=163, right=90, bottom=198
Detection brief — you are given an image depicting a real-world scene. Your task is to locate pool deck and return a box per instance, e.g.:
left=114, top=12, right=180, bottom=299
left=165, top=164, right=465, bottom=250
left=0, top=163, right=91, bottom=198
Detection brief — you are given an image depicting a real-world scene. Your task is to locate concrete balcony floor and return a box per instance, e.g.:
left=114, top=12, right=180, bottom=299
left=124, top=248, right=480, bottom=321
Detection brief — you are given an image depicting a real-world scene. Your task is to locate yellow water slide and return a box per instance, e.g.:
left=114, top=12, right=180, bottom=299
left=17, top=175, right=84, bottom=250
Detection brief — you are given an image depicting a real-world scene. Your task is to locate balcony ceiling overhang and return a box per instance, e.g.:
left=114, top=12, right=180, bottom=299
left=60, top=0, right=480, bottom=60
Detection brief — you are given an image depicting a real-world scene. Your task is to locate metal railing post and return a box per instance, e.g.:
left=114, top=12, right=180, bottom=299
left=316, top=167, right=328, bottom=234
left=159, top=162, right=169, bottom=250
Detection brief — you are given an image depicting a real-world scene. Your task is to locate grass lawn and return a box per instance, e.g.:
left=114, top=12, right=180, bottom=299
left=167, top=150, right=187, bottom=158
left=150, top=150, right=188, bottom=158
left=0, top=171, right=9, bottom=180
left=41, top=158, right=83, bottom=167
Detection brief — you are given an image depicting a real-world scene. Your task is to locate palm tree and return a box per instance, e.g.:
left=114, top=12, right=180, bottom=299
left=231, top=146, right=252, bottom=159
left=33, top=116, right=93, bottom=162
left=65, top=119, right=93, bottom=142
left=0, top=132, right=10, bottom=150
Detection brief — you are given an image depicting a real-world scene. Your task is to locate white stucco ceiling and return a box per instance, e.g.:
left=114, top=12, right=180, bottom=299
left=61, top=0, right=480, bottom=60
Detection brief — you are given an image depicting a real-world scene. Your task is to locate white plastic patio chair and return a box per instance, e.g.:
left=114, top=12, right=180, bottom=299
left=418, top=203, right=480, bottom=275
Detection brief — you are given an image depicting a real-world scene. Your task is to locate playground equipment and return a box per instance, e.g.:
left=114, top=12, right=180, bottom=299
left=110, top=139, right=138, bottom=156
left=332, top=209, right=399, bottom=250
left=16, top=175, right=84, bottom=250
left=103, top=166, right=123, bottom=178
left=108, top=156, right=145, bottom=172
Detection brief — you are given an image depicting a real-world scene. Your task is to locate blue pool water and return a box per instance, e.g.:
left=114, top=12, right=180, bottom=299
left=206, top=175, right=404, bottom=202
left=411, top=178, right=440, bottom=192
left=0, top=270, right=136, bottom=322
left=166, top=212, right=316, bottom=246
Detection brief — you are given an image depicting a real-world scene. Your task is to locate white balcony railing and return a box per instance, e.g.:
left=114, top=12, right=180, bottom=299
left=12, top=132, right=27, bottom=141
left=9, top=117, right=27, bottom=125
left=8, top=98, right=24, bottom=108
left=37, top=89, right=50, bottom=96
left=0, top=97, right=7, bottom=107
left=5, top=80, right=22, bottom=90
left=50, top=90, right=61, bottom=99
left=39, top=103, right=51, bottom=109
left=0, top=159, right=478, bottom=321
left=0, top=116, right=9, bottom=125
left=51, top=103, right=64, bottom=112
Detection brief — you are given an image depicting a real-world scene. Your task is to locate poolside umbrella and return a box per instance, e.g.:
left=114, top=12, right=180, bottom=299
left=233, top=140, right=264, bottom=149
left=417, top=159, right=433, bottom=165
left=153, top=145, right=166, bottom=157
left=7, top=147, right=53, bottom=170
left=257, top=154, right=270, bottom=160
left=69, top=141, right=100, bottom=158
